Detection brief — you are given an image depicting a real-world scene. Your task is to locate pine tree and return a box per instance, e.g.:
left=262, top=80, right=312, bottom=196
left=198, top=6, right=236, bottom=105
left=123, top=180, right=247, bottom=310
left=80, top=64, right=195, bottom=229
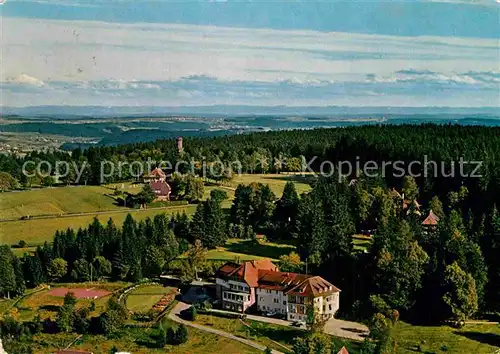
left=0, top=246, right=16, bottom=299
left=273, top=181, right=300, bottom=239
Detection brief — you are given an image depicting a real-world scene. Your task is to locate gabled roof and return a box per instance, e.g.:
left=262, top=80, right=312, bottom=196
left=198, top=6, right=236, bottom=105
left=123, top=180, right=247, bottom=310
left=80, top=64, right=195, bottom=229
left=150, top=181, right=171, bottom=196
left=391, top=188, right=403, bottom=199
left=216, top=259, right=341, bottom=297
left=422, top=210, right=440, bottom=226
left=144, top=167, right=166, bottom=179
left=215, top=262, right=240, bottom=277
left=403, top=199, right=421, bottom=210
left=216, top=259, right=278, bottom=287
left=286, top=276, right=341, bottom=297
left=257, top=270, right=309, bottom=291
left=337, top=347, right=349, bottom=354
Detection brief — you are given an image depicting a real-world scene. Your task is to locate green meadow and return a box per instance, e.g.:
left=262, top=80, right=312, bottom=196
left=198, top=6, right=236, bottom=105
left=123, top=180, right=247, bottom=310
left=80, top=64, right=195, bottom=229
left=0, top=174, right=311, bottom=247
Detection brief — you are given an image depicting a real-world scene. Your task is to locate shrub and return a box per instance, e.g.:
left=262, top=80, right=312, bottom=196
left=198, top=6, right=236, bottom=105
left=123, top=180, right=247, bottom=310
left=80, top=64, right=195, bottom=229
left=174, top=324, right=188, bottom=344
left=181, top=306, right=197, bottom=321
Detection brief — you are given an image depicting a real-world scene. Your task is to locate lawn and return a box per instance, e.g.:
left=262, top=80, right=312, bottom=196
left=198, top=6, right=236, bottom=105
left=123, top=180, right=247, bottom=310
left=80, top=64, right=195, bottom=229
left=194, top=313, right=358, bottom=354
left=394, top=321, right=500, bottom=354
left=125, top=285, right=174, bottom=313
left=12, top=283, right=126, bottom=321
left=0, top=204, right=198, bottom=246
left=18, top=324, right=261, bottom=354
left=228, top=173, right=312, bottom=196
left=0, top=182, right=139, bottom=220
left=1, top=173, right=312, bottom=249
left=207, top=238, right=296, bottom=261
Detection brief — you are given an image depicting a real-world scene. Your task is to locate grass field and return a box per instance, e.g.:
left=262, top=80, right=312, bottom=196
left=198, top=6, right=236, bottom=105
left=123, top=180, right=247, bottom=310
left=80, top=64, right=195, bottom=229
left=229, top=173, right=312, bottom=196
left=1, top=174, right=310, bottom=247
left=204, top=238, right=296, bottom=262
left=194, top=313, right=358, bottom=354
left=395, top=321, right=500, bottom=354
left=20, top=324, right=261, bottom=354
left=0, top=204, right=198, bottom=246
left=12, top=283, right=124, bottom=321
left=0, top=182, right=139, bottom=220
left=125, top=285, right=174, bottom=313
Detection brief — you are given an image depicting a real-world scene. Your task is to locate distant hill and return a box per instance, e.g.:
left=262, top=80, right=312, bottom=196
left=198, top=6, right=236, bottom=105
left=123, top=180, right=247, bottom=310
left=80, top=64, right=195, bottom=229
left=1, top=105, right=499, bottom=118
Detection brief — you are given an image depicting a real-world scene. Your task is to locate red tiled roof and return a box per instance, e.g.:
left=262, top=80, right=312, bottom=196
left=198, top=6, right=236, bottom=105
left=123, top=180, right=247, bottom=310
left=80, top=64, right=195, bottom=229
left=286, top=276, right=341, bottom=297
left=216, top=259, right=278, bottom=287
left=422, top=210, right=440, bottom=226
left=150, top=181, right=171, bottom=196
left=216, top=260, right=340, bottom=297
left=337, top=346, right=349, bottom=354
left=151, top=167, right=166, bottom=177
left=215, top=262, right=240, bottom=277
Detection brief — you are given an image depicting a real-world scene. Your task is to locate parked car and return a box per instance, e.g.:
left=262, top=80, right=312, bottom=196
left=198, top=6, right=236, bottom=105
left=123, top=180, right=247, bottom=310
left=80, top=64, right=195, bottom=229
left=265, top=311, right=277, bottom=317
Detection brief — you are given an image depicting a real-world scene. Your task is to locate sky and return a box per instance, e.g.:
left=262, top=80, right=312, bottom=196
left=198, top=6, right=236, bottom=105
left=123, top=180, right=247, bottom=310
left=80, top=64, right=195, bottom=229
left=0, top=0, right=499, bottom=108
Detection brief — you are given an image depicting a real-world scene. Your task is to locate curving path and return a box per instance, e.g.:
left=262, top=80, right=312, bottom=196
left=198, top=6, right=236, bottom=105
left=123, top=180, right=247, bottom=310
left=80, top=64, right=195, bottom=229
left=168, top=302, right=284, bottom=354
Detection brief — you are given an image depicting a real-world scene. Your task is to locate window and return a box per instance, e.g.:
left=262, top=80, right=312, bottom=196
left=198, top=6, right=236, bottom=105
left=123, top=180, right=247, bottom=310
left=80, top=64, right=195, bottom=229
left=283, top=301, right=286, bottom=305
left=329, top=304, right=332, bottom=311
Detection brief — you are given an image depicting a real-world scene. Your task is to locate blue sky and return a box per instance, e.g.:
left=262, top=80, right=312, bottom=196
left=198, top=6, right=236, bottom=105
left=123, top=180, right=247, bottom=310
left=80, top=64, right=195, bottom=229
left=1, top=0, right=499, bottom=107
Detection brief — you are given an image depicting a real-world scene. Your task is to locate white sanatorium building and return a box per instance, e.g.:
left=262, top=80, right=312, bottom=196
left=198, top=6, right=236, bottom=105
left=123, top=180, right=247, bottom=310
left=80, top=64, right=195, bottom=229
left=215, top=259, right=340, bottom=322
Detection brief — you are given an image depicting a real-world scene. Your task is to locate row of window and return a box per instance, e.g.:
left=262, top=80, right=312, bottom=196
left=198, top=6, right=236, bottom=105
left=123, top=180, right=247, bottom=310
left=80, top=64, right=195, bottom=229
left=229, top=284, right=248, bottom=292
left=223, top=292, right=250, bottom=302
left=258, top=296, right=287, bottom=305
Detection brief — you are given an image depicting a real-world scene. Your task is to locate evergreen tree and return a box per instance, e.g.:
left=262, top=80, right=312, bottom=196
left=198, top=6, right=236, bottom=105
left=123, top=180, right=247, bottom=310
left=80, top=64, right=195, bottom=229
left=273, top=181, right=300, bottom=240
left=0, top=246, right=16, bottom=299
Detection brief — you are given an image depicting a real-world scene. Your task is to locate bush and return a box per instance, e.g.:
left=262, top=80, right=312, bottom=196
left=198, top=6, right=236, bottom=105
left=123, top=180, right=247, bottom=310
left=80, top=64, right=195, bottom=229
left=181, top=306, right=197, bottom=321
left=174, top=324, right=188, bottom=344
left=18, top=240, right=27, bottom=248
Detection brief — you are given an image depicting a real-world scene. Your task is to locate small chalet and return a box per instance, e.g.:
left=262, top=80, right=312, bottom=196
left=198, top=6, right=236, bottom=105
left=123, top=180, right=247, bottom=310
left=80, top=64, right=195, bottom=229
left=337, top=347, right=349, bottom=354
left=392, top=188, right=422, bottom=216
left=150, top=180, right=171, bottom=201
left=422, top=210, right=440, bottom=230
left=143, top=167, right=167, bottom=183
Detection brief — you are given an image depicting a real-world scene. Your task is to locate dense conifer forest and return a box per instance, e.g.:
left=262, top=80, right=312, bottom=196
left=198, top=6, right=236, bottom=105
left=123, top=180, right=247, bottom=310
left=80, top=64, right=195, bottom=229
left=1, top=124, right=500, bottom=353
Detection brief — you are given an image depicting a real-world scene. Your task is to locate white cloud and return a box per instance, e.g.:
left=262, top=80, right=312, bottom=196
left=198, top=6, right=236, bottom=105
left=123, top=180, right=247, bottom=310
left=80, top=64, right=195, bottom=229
left=1, top=17, right=498, bottom=86
left=0, top=17, right=498, bottom=107
left=4, top=74, right=45, bottom=86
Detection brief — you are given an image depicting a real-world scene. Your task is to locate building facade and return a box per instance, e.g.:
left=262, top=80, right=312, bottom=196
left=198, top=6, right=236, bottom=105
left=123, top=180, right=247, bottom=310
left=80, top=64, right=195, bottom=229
left=215, top=259, right=340, bottom=322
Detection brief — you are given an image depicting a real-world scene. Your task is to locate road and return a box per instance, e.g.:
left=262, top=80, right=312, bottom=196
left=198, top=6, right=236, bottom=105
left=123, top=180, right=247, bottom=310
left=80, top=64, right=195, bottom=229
left=168, top=302, right=284, bottom=354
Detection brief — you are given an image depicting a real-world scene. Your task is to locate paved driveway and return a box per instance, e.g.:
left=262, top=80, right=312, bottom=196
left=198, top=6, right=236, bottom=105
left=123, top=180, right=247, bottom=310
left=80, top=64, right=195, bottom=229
left=169, top=302, right=284, bottom=354
left=211, top=308, right=369, bottom=341
left=323, top=318, right=369, bottom=341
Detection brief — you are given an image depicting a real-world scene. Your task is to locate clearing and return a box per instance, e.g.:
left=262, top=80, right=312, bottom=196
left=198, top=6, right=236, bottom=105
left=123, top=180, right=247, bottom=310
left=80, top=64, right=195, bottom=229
left=0, top=183, right=139, bottom=220
left=192, top=312, right=360, bottom=354
left=2, top=173, right=311, bottom=247
left=9, top=283, right=124, bottom=322
left=395, top=321, right=500, bottom=354
left=125, top=284, right=174, bottom=313
left=204, top=238, right=296, bottom=262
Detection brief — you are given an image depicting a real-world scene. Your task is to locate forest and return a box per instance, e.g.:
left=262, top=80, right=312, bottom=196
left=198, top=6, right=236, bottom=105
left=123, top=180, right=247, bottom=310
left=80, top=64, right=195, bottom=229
left=1, top=124, right=500, bottom=353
